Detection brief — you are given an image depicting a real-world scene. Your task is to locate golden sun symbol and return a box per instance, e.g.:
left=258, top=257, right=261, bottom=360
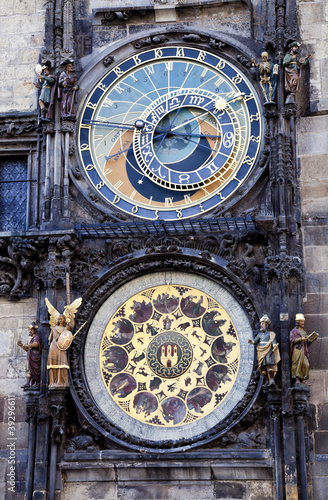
left=214, top=97, right=228, bottom=111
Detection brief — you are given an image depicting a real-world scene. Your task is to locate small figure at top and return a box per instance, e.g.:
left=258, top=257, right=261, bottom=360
left=249, top=315, right=280, bottom=386
left=283, top=41, right=313, bottom=104
left=34, top=61, right=56, bottom=121
left=289, top=313, right=319, bottom=385
left=252, top=52, right=278, bottom=104
left=58, top=60, right=79, bottom=120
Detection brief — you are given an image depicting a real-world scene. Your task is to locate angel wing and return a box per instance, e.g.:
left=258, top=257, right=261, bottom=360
left=63, top=297, right=82, bottom=323
left=45, top=298, right=60, bottom=328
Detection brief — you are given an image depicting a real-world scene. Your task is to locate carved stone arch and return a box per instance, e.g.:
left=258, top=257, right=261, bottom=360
left=69, top=253, right=261, bottom=452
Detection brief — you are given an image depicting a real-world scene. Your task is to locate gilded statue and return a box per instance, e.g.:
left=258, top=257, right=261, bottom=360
left=45, top=297, right=82, bottom=387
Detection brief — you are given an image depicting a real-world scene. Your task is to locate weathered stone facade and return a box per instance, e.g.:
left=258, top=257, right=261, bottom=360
left=0, top=1, right=327, bottom=499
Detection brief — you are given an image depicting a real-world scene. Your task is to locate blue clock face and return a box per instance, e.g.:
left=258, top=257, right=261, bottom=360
left=78, top=46, right=263, bottom=220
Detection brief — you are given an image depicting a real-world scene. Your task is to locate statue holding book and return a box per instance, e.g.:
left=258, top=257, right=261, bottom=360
left=289, top=313, right=319, bottom=384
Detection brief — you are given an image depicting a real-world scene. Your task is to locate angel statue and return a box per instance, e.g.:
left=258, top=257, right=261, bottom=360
left=45, top=297, right=82, bottom=388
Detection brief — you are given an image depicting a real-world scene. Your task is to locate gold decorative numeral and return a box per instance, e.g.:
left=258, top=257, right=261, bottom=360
left=86, top=164, right=94, bottom=171
left=133, top=55, right=142, bottom=65
left=96, top=181, right=104, bottom=190
left=216, top=59, right=226, bottom=69
left=80, top=144, right=90, bottom=151
left=250, top=113, right=260, bottom=122
left=232, top=74, right=242, bottom=84
left=176, top=47, right=185, bottom=57
left=145, top=66, right=155, bottom=75
left=155, top=49, right=163, bottom=58
left=97, top=83, right=107, bottom=92
left=197, top=51, right=206, bottom=62
left=215, top=77, right=224, bottom=88
left=244, top=156, right=255, bottom=166
left=113, top=67, right=124, bottom=77
left=103, top=98, right=114, bottom=108
left=165, top=197, right=174, bottom=207
left=115, top=84, right=124, bottom=95
left=86, top=102, right=97, bottom=110
left=114, top=180, right=123, bottom=190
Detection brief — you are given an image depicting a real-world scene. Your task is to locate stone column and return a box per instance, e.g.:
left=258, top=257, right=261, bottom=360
left=49, top=388, right=69, bottom=500
left=24, top=389, right=39, bottom=500
left=266, top=386, right=284, bottom=500
left=293, top=386, right=311, bottom=500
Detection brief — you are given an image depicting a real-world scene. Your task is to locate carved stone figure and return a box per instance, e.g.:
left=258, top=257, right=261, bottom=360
left=34, top=61, right=56, bottom=120
left=249, top=315, right=280, bottom=386
left=17, top=322, right=42, bottom=388
left=283, top=41, right=313, bottom=104
left=58, top=61, right=79, bottom=120
left=289, top=313, right=318, bottom=384
left=46, top=297, right=82, bottom=387
left=252, top=52, right=278, bottom=104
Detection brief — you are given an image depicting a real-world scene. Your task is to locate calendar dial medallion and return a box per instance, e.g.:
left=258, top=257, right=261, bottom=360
left=78, top=46, right=263, bottom=220
left=98, top=284, right=241, bottom=427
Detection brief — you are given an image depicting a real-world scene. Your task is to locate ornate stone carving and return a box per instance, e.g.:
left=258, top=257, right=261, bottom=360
left=0, top=120, right=37, bottom=136
left=103, top=55, right=114, bottom=67
left=182, top=34, right=206, bottom=43
left=264, top=255, right=303, bottom=280
left=208, top=38, right=225, bottom=51
left=60, top=120, right=75, bottom=133
left=0, top=237, right=48, bottom=299
left=134, top=35, right=168, bottom=49
left=104, top=11, right=131, bottom=22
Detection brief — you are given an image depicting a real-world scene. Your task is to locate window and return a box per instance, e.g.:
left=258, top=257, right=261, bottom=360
left=0, top=157, right=27, bottom=231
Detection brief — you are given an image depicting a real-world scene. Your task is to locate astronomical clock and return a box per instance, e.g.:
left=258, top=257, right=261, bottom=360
left=77, top=46, right=263, bottom=221
left=72, top=40, right=265, bottom=452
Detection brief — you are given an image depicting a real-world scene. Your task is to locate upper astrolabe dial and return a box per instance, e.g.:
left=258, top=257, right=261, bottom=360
left=78, top=46, right=263, bottom=220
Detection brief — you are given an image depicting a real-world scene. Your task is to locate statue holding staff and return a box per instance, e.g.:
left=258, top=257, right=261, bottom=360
left=18, top=322, right=42, bottom=388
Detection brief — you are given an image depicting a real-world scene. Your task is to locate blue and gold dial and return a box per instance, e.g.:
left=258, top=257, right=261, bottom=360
left=78, top=46, right=263, bottom=220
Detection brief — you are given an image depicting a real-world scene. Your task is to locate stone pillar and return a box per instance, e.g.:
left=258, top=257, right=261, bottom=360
left=293, top=386, right=311, bottom=500
left=49, top=388, right=69, bottom=500
left=266, top=386, right=284, bottom=500
left=24, top=389, right=39, bottom=500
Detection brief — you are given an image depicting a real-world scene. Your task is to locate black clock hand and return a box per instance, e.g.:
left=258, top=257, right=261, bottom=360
left=105, top=145, right=134, bottom=161
left=84, top=119, right=146, bottom=131
left=105, top=131, right=167, bottom=161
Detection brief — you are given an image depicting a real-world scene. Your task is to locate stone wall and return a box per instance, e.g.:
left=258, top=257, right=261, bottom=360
left=0, top=298, right=37, bottom=499
left=298, top=0, right=328, bottom=498
left=0, top=0, right=45, bottom=114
